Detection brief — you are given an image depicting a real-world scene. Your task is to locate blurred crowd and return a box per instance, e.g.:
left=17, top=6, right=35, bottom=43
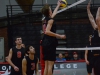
left=56, top=51, right=82, bottom=62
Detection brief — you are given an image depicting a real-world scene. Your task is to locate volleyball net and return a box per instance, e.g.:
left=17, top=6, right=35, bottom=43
left=56, top=47, right=100, bottom=50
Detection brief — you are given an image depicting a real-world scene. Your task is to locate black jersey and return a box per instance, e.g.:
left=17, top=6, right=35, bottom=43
left=91, top=30, right=100, bottom=54
left=25, top=56, right=38, bottom=75
left=42, top=17, right=58, bottom=46
left=87, top=44, right=93, bottom=60
left=11, top=46, right=25, bottom=69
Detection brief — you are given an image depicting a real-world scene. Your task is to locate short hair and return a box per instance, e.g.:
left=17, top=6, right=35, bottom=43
left=14, top=36, right=22, bottom=41
left=25, top=45, right=35, bottom=55
left=41, top=4, right=50, bottom=17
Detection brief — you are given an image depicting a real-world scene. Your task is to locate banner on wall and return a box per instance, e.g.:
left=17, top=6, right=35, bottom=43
left=0, top=62, right=87, bottom=75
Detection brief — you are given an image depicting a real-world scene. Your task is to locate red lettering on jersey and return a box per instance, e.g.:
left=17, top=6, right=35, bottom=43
left=31, top=63, right=35, bottom=70
left=17, top=51, right=21, bottom=58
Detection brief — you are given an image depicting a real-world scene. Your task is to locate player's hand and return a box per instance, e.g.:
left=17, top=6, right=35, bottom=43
left=57, top=0, right=62, bottom=6
left=98, top=7, right=100, bottom=12
left=59, top=35, right=66, bottom=39
left=14, top=66, right=19, bottom=71
left=5, top=56, right=8, bottom=62
left=87, top=0, right=91, bottom=9
left=86, top=60, right=89, bottom=65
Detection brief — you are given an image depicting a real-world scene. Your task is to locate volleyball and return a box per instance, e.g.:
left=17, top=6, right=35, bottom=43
left=60, top=0, right=67, bottom=9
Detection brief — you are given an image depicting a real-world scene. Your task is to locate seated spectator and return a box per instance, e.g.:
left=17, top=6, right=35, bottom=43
left=71, top=52, right=81, bottom=61
left=56, top=53, right=66, bottom=62
left=64, top=51, right=71, bottom=61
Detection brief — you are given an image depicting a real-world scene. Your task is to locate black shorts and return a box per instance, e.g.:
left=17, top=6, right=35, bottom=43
left=86, top=64, right=92, bottom=73
left=10, top=68, right=22, bottom=75
left=42, top=45, right=56, bottom=61
left=93, top=56, right=100, bottom=75
left=86, top=59, right=93, bottom=73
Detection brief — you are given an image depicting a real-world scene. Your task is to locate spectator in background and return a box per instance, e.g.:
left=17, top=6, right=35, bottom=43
left=64, top=51, right=71, bottom=61
left=71, top=52, right=81, bottom=61
left=56, top=53, right=66, bottom=62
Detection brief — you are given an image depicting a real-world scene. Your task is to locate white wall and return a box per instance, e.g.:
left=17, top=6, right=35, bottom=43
left=5, top=0, right=17, bottom=5
left=0, top=37, right=4, bottom=62
left=0, top=0, right=100, bottom=17
left=0, top=0, right=6, bottom=17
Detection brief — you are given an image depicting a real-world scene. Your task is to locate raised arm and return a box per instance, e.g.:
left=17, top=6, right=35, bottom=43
left=35, top=58, right=39, bottom=75
left=96, top=7, right=100, bottom=32
left=51, top=0, right=61, bottom=18
left=22, top=58, right=27, bottom=75
left=87, top=0, right=97, bottom=29
left=96, top=7, right=100, bottom=20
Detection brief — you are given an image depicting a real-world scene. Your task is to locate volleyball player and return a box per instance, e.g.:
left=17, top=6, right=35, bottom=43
left=85, top=35, right=93, bottom=75
left=22, top=45, right=39, bottom=75
left=87, top=0, right=100, bottom=75
left=41, top=1, right=66, bottom=75
left=6, top=43, right=25, bottom=62
left=42, top=19, right=54, bottom=74
left=7, top=36, right=25, bottom=75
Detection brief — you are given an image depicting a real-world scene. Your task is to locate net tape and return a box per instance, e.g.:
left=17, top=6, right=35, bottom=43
left=56, top=47, right=100, bottom=50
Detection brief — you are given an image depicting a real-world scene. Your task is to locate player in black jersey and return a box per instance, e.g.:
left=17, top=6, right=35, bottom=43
left=6, top=43, right=25, bottom=62
left=87, top=0, right=100, bottom=75
left=22, top=45, right=39, bottom=75
left=41, top=1, right=66, bottom=75
left=7, top=36, right=25, bottom=75
left=85, top=35, right=93, bottom=75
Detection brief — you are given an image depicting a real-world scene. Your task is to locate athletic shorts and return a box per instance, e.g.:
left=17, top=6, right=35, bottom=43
left=10, top=68, right=22, bottom=75
left=86, top=64, right=92, bottom=73
left=93, top=56, right=100, bottom=75
left=42, top=45, right=56, bottom=61
left=86, top=59, right=93, bottom=73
